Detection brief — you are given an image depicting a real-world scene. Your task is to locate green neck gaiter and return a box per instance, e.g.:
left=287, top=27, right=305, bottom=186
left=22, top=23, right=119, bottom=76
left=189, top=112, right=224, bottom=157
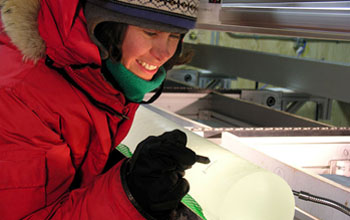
left=106, top=60, right=166, bottom=103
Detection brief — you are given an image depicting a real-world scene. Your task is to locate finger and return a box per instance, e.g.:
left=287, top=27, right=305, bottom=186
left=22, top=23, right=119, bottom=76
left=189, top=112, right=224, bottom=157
left=149, top=143, right=196, bottom=168
left=129, top=136, right=161, bottom=172
left=195, top=155, right=210, bottom=164
left=154, top=172, right=181, bottom=191
left=149, top=177, right=189, bottom=211
left=132, top=135, right=160, bottom=159
left=168, top=178, right=190, bottom=201
left=159, top=129, right=187, bottom=145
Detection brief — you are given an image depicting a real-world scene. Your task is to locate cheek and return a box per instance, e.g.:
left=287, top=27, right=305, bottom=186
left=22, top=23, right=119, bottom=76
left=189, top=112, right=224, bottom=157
left=169, top=40, right=180, bottom=57
left=120, top=49, right=131, bottom=68
left=121, top=41, right=138, bottom=68
left=121, top=37, right=151, bottom=67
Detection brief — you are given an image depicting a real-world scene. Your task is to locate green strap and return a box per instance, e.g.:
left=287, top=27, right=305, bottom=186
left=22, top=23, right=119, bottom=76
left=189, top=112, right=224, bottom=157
left=116, top=144, right=207, bottom=220
left=181, top=194, right=207, bottom=220
left=116, top=144, right=133, bottom=158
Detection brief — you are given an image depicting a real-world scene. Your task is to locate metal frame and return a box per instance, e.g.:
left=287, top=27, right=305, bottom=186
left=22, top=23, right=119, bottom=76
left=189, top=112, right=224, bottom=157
left=167, top=69, right=235, bottom=89
left=196, top=0, right=350, bottom=41
left=178, top=92, right=329, bottom=127
left=240, top=90, right=333, bottom=120
left=224, top=0, right=349, bottom=3
left=145, top=91, right=328, bottom=127
left=185, top=42, right=350, bottom=103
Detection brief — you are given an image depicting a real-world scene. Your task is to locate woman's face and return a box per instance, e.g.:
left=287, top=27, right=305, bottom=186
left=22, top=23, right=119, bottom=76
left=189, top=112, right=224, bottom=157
left=121, top=25, right=181, bottom=81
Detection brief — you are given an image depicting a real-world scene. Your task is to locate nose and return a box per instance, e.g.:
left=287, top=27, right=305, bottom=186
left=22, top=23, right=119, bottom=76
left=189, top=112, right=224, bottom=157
left=150, top=36, right=172, bottom=62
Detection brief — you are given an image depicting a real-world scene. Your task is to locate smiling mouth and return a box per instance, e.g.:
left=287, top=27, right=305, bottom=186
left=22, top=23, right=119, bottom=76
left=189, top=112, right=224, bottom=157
left=137, top=60, right=158, bottom=71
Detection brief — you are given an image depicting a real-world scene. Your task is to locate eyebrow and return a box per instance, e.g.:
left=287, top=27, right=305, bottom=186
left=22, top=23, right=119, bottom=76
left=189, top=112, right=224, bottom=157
left=142, top=27, right=179, bottom=35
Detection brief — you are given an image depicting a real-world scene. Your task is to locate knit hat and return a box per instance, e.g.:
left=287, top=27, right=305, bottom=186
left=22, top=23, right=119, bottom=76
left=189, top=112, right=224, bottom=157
left=84, top=0, right=200, bottom=59
left=84, top=0, right=200, bottom=34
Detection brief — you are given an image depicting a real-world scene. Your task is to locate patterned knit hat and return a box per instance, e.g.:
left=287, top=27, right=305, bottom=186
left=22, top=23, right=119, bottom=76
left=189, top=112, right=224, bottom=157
left=85, top=0, right=200, bottom=34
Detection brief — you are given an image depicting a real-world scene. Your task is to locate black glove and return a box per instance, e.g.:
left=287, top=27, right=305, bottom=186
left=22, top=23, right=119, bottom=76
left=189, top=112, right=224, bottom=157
left=126, top=129, right=197, bottom=220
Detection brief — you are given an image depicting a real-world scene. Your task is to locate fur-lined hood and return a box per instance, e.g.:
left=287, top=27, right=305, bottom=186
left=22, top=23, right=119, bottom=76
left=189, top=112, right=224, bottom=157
left=0, top=0, right=130, bottom=130
left=0, top=0, right=45, bottom=62
left=0, top=0, right=100, bottom=66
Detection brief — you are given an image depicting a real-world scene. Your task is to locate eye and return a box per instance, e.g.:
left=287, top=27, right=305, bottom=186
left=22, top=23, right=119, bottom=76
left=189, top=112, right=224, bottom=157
left=170, top=33, right=181, bottom=39
left=144, top=30, right=157, bottom=37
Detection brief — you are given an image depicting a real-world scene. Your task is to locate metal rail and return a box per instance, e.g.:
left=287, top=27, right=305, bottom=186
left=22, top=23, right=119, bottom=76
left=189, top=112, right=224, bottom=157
left=196, top=0, right=350, bottom=41
left=185, top=43, right=350, bottom=103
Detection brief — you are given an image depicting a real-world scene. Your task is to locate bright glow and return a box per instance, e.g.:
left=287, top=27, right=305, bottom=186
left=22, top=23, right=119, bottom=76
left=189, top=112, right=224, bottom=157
left=122, top=106, right=295, bottom=220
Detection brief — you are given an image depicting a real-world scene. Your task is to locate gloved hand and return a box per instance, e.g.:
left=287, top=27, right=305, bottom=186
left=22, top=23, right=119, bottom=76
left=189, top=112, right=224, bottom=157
left=126, top=129, right=197, bottom=220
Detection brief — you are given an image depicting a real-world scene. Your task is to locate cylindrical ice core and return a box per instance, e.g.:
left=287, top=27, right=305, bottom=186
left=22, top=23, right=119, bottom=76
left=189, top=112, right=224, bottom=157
left=122, top=106, right=295, bottom=220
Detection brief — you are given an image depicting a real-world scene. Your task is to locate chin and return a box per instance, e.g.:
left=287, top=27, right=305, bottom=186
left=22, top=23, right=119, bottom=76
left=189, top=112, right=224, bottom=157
left=143, top=76, right=153, bottom=81
left=138, top=73, right=153, bottom=81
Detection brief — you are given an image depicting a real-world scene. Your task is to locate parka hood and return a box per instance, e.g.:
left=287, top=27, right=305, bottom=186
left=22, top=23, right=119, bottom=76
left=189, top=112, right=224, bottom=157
left=0, top=0, right=131, bottom=117
left=0, top=0, right=101, bottom=67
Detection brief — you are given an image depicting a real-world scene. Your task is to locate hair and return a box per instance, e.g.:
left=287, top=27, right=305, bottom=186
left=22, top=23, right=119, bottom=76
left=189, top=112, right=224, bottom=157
left=94, top=21, right=193, bottom=71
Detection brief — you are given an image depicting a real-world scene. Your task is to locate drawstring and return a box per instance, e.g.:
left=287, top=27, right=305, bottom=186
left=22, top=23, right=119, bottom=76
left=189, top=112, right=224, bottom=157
left=46, top=56, right=165, bottom=105
left=45, top=56, right=55, bottom=68
left=44, top=56, right=128, bottom=120
left=140, top=81, right=165, bottom=104
left=45, top=56, right=100, bottom=69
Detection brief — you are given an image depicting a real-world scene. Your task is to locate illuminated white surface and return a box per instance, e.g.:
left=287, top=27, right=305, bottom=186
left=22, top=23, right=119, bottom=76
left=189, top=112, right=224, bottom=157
left=122, top=106, right=295, bottom=220
left=221, top=132, right=350, bottom=220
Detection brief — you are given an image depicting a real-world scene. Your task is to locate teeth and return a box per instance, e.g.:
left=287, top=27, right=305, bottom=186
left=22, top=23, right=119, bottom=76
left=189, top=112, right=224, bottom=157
left=137, top=60, right=157, bottom=71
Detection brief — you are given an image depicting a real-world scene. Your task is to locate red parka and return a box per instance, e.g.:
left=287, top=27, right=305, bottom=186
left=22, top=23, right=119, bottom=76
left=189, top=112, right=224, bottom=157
left=0, top=0, right=145, bottom=219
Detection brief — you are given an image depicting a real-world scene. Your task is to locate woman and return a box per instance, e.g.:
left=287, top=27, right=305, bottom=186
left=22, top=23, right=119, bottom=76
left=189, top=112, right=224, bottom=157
left=0, top=0, right=200, bottom=219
